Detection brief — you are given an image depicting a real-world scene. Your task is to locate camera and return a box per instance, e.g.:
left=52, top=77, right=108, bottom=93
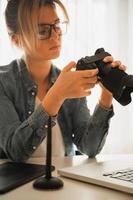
left=76, top=48, right=133, bottom=106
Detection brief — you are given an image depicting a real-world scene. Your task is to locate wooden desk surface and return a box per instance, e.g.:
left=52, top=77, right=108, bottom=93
left=0, top=154, right=133, bottom=200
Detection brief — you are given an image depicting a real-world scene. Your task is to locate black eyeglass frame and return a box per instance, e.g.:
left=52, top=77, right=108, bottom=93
left=37, top=21, right=68, bottom=40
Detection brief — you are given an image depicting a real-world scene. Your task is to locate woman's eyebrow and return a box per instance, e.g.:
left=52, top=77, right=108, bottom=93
left=38, top=18, right=60, bottom=25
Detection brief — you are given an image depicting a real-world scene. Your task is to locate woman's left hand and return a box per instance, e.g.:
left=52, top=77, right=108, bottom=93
left=103, top=56, right=126, bottom=71
left=99, top=56, right=126, bottom=109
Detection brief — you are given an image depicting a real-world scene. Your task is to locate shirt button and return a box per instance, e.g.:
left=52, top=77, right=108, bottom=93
left=31, top=92, right=35, bottom=96
left=28, top=111, right=32, bottom=115
left=33, top=146, right=36, bottom=150
left=45, top=125, right=48, bottom=128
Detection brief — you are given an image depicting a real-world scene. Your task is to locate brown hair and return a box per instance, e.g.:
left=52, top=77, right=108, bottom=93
left=5, top=0, right=69, bottom=52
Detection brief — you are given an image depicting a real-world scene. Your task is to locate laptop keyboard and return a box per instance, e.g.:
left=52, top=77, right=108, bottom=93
left=103, top=168, right=133, bottom=183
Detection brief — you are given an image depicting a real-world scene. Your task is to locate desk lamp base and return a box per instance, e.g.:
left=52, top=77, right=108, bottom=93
left=33, top=176, right=64, bottom=190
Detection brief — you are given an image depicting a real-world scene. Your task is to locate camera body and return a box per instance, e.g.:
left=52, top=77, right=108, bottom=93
left=76, top=48, right=133, bottom=106
left=76, top=48, right=111, bottom=77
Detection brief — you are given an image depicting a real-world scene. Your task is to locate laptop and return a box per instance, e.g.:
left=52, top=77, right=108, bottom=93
left=58, top=158, right=133, bottom=194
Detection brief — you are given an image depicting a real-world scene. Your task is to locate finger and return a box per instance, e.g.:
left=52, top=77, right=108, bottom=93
left=119, top=64, right=127, bottom=71
left=84, top=83, right=95, bottom=89
left=79, top=68, right=99, bottom=78
left=78, top=89, right=91, bottom=98
left=111, top=60, right=121, bottom=67
left=84, top=89, right=91, bottom=96
left=103, top=56, right=113, bottom=63
left=83, top=76, right=98, bottom=84
left=63, top=61, right=76, bottom=72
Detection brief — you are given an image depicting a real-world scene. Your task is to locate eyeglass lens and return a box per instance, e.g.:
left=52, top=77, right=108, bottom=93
left=37, top=22, right=67, bottom=40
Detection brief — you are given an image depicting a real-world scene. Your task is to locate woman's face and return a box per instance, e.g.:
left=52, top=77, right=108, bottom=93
left=28, top=5, right=62, bottom=61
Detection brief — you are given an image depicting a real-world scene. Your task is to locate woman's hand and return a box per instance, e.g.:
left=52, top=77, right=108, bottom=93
left=103, top=56, right=126, bottom=71
left=53, top=61, right=98, bottom=99
left=99, top=56, right=126, bottom=109
left=42, top=61, right=98, bottom=116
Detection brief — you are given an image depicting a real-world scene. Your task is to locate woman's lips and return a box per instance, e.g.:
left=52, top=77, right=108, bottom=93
left=49, top=45, right=61, bottom=50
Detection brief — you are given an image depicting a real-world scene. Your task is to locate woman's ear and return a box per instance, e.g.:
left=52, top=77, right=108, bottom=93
left=11, top=34, right=22, bottom=48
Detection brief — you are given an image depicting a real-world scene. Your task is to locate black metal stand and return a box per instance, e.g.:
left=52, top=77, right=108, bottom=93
left=33, top=117, right=64, bottom=190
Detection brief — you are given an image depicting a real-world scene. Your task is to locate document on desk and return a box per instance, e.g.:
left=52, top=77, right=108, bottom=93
left=0, top=162, right=55, bottom=194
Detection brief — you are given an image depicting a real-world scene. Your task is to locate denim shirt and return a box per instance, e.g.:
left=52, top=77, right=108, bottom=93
left=0, top=59, right=114, bottom=162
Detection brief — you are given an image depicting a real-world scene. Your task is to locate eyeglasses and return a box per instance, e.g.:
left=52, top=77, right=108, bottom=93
left=37, top=21, right=68, bottom=40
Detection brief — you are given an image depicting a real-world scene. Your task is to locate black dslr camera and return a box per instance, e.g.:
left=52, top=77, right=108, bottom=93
left=76, top=48, right=133, bottom=106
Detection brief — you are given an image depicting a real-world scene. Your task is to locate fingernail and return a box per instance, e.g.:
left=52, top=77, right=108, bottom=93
left=103, top=58, right=107, bottom=62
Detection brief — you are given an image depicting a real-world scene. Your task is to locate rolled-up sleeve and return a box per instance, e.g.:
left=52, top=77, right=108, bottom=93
left=0, top=83, right=56, bottom=162
left=28, top=104, right=56, bottom=131
left=71, top=98, right=114, bottom=157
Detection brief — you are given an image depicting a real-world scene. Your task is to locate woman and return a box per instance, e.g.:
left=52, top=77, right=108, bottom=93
left=0, top=0, right=125, bottom=162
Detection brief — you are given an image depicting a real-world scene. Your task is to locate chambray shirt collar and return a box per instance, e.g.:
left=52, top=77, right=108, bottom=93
left=17, top=58, right=58, bottom=92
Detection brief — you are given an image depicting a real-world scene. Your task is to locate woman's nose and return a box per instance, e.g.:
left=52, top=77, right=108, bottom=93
left=50, top=28, right=60, bottom=40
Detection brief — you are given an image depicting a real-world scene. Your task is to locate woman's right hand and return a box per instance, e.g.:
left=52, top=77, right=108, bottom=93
left=52, top=61, right=98, bottom=100
left=42, top=61, right=98, bottom=116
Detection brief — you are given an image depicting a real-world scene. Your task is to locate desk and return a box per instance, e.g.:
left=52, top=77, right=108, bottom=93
left=0, top=154, right=133, bottom=200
